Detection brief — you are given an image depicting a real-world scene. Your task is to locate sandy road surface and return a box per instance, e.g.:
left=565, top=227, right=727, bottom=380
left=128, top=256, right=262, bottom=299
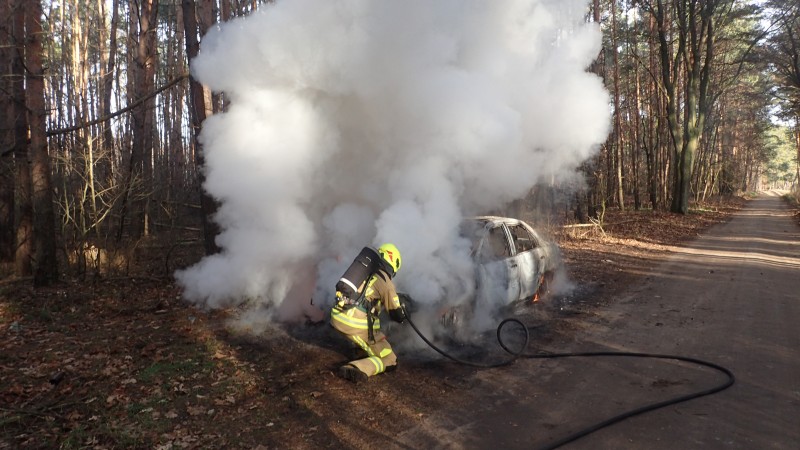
left=397, top=195, right=800, bottom=449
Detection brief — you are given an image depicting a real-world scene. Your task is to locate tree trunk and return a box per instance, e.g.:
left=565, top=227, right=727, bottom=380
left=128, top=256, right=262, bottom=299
left=8, top=0, right=32, bottom=276
left=574, top=190, right=587, bottom=222
left=611, top=0, right=625, bottom=211
left=645, top=13, right=659, bottom=209
left=182, top=0, right=221, bottom=255
left=119, top=0, right=159, bottom=240
left=69, top=1, right=98, bottom=245
left=655, top=0, right=683, bottom=212
left=0, top=0, right=15, bottom=261
left=26, top=0, right=58, bottom=285
left=795, top=120, right=800, bottom=186
left=654, top=0, right=716, bottom=214
left=582, top=0, right=604, bottom=220
left=99, top=0, right=120, bottom=190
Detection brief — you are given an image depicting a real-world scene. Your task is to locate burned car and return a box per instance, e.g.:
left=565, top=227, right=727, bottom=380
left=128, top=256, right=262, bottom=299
left=418, top=216, right=560, bottom=329
left=462, top=216, right=558, bottom=306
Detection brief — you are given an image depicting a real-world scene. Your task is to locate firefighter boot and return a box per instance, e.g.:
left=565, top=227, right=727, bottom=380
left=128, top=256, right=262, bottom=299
left=338, top=364, right=368, bottom=383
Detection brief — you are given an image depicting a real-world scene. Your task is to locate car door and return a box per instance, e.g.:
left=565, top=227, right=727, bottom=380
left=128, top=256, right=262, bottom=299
left=506, top=223, right=540, bottom=300
left=476, top=224, right=520, bottom=306
left=527, top=227, right=550, bottom=277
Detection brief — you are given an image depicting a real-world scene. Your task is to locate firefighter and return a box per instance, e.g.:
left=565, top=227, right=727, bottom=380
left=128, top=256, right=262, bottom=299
left=330, top=243, right=406, bottom=383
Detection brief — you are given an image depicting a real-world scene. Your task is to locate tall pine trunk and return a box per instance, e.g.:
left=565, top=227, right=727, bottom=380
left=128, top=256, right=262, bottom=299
left=98, top=0, right=120, bottom=214
left=0, top=0, right=15, bottom=261
left=795, top=120, right=800, bottom=186
left=611, top=0, right=625, bottom=211
left=26, top=0, right=58, bottom=285
left=653, top=0, right=716, bottom=214
left=119, top=0, right=159, bottom=240
left=182, top=0, right=220, bottom=255
left=10, top=0, right=32, bottom=276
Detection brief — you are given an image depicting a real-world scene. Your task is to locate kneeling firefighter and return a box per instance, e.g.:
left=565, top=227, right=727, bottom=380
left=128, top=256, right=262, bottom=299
left=330, top=243, right=406, bottom=383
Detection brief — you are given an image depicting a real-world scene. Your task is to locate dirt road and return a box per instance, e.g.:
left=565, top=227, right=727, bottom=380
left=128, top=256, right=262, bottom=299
left=396, top=194, right=800, bottom=449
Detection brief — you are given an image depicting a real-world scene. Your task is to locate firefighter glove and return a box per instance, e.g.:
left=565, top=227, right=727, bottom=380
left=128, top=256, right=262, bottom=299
left=389, top=307, right=406, bottom=324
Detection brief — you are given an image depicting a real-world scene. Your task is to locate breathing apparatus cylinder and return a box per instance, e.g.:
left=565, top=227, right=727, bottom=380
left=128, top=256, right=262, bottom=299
left=336, top=247, right=380, bottom=300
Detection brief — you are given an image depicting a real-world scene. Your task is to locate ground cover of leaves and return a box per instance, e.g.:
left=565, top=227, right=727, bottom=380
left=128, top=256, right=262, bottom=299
left=0, top=195, right=767, bottom=449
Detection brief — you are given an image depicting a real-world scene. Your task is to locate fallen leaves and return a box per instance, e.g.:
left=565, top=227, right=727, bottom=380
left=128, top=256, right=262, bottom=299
left=186, top=405, right=205, bottom=416
left=213, top=394, right=236, bottom=406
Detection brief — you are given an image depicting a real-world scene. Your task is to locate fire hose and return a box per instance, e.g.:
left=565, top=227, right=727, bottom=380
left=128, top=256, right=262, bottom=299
left=400, top=304, right=735, bottom=450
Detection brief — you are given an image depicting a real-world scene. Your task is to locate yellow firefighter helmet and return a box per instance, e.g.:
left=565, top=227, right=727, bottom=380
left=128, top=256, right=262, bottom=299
left=377, top=243, right=401, bottom=277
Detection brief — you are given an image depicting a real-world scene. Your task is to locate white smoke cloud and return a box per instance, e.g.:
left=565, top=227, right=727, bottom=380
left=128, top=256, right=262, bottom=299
left=175, top=0, right=610, bottom=322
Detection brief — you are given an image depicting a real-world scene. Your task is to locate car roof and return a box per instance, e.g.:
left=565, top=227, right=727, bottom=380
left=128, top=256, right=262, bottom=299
left=470, top=215, right=525, bottom=227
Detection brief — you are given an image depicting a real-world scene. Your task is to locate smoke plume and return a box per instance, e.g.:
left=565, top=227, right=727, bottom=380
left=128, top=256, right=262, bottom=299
left=176, top=0, right=610, bottom=324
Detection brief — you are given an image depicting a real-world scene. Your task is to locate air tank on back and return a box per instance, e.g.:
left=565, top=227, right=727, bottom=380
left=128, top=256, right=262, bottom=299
left=336, top=247, right=380, bottom=300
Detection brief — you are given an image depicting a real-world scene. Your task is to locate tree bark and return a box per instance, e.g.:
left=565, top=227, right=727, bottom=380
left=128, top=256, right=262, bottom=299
left=26, top=0, right=58, bottom=285
left=99, top=0, right=120, bottom=185
left=0, top=0, right=15, bottom=261
left=629, top=2, right=642, bottom=210
left=794, top=120, right=799, bottom=186
left=7, top=0, right=32, bottom=276
left=119, top=0, right=159, bottom=240
left=182, top=0, right=220, bottom=255
left=584, top=0, right=603, bottom=220
left=611, top=0, right=625, bottom=211
left=653, top=0, right=716, bottom=214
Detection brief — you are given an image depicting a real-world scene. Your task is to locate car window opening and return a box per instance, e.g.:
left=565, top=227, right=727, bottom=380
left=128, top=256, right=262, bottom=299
left=480, top=226, right=511, bottom=262
left=508, top=224, right=538, bottom=253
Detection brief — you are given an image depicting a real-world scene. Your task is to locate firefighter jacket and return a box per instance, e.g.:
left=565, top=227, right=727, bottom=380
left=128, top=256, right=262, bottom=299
left=331, top=270, right=402, bottom=333
left=331, top=269, right=401, bottom=376
left=363, top=270, right=402, bottom=318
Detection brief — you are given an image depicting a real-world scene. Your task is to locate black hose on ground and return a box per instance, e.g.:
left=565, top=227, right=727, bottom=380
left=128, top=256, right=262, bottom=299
left=401, top=305, right=736, bottom=450
left=405, top=315, right=529, bottom=368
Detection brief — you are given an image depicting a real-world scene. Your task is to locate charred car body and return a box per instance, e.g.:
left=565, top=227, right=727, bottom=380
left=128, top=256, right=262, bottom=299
left=464, top=216, right=558, bottom=306
left=421, top=216, right=559, bottom=329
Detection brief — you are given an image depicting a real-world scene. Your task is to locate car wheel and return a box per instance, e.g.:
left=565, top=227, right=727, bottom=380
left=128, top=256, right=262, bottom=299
left=439, top=304, right=473, bottom=329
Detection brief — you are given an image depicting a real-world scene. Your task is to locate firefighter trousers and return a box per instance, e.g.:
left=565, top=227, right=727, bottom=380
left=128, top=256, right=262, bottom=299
left=330, top=305, right=397, bottom=376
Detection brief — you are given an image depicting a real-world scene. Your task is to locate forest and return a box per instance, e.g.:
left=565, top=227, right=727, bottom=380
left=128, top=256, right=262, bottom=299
left=1, top=0, right=799, bottom=285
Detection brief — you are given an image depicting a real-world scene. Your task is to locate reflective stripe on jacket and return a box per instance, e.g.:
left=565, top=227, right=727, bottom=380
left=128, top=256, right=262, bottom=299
left=331, top=304, right=381, bottom=332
